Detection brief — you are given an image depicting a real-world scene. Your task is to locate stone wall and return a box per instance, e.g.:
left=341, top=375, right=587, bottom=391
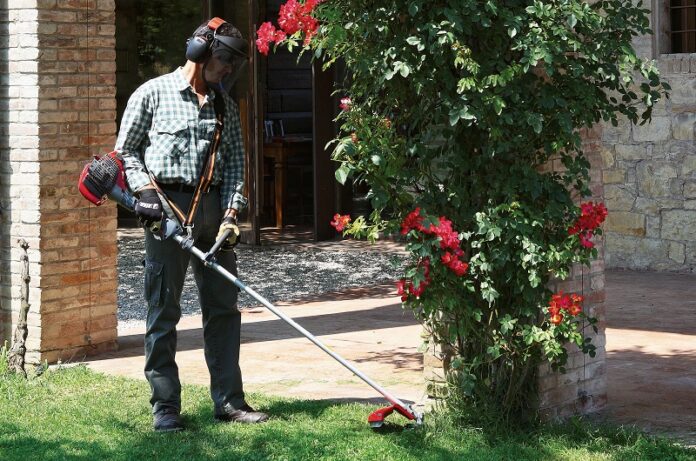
left=602, top=6, right=696, bottom=271
left=0, top=0, right=118, bottom=363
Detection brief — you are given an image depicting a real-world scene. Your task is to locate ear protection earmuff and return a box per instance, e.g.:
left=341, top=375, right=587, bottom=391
left=185, top=17, right=227, bottom=63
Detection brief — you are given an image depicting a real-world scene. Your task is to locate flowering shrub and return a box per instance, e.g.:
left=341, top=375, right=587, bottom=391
left=259, top=0, right=668, bottom=422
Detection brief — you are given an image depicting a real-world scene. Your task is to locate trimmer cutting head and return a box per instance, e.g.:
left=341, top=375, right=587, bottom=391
left=367, top=403, right=423, bottom=429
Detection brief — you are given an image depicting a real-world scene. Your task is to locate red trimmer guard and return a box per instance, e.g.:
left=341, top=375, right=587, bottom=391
left=367, top=403, right=416, bottom=428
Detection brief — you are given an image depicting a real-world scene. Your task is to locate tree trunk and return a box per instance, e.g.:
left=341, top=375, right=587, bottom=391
left=8, top=239, right=30, bottom=378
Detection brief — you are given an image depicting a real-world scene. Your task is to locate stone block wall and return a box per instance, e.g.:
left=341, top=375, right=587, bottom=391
left=602, top=5, right=696, bottom=271
left=0, top=0, right=118, bottom=363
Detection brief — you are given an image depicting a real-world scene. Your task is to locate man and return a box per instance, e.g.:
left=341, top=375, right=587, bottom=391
left=115, top=18, right=268, bottom=432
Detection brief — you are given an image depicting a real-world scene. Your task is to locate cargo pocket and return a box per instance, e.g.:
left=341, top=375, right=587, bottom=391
left=143, top=259, right=164, bottom=308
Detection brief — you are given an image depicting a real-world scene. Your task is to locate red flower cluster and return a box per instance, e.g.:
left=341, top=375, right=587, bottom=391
left=547, top=291, right=584, bottom=325
left=401, top=209, right=465, bottom=260
left=255, top=0, right=323, bottom=55
left=330, top=213, right=351, bottom=232
left=398, top=208, right=469, bottom=303
left=255, top=22, right=287, bottom=55
left=568, top=201, right=608, bottom=249
left=400, top=207, right=424, bottom=235
left=397, top=259, right=431, bottom=301
left=440, top=250, right=468, bottom=277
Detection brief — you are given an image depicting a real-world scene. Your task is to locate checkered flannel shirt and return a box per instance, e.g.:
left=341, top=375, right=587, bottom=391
left=115, top=68, right=247, bottom=211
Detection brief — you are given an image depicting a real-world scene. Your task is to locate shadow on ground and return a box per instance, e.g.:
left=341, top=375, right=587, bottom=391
left=92, top=300, right=415, bottom=361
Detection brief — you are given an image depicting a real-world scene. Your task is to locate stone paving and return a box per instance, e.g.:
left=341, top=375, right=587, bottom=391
left=84, top=262, right=696, bottom=445
left=604, top=270, right=696, bottom=446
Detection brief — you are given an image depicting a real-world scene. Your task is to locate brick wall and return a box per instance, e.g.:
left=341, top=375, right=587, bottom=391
left=0, top=0, right=118, bottom=363
left=424, top=126, right=607, bottom=420
left=0, top=0, right=42, bottom=362
left=540, top=126, right=607, bottom=419
left=602, top=6, right=696, bottom=271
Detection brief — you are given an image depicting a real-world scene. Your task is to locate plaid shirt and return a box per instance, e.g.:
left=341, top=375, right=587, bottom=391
left=115, top=68, right=247, bottom=211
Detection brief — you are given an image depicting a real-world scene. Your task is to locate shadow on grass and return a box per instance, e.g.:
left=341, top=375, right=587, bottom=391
left=0, top=423, right=111, bottom=461
left=1, top=367, right=694, bottom=461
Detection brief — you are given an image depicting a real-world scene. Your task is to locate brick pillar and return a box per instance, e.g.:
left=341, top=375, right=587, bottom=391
left=0, top=0, right=118, bottom=363
left=423, top=126, right=607, bottom=419
left=538, top=126, right=607, bottom=420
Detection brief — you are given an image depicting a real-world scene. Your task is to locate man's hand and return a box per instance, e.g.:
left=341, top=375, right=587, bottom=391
left=134, top=188, right=163, bottom=228
left=217, top=215, right=240, bottom=251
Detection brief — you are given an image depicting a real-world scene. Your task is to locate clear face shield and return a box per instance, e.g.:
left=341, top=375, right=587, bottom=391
left=204, top=34, right=248, bottom=94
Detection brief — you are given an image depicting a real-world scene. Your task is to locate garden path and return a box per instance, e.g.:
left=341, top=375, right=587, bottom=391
left=84, top=239, right=695, bottom=445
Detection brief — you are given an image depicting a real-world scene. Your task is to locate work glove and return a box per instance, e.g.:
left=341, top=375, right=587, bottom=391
left=134, top=189, right=163, bottom=228
left=216, top=215, right=240, bottom=251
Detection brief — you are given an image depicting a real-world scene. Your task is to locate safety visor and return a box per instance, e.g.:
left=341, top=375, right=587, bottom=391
left=210, top=35, right=248, bottom=92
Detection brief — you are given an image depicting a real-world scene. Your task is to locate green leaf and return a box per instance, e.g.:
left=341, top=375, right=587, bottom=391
left=334, top=164, right=351, bottom=185
left=567, top=14, right=577, bottom=29
left=406, top=36, right=421, bottom=46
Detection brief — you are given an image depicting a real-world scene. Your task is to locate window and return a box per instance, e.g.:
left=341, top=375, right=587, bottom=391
left=667, top=0, right=696, bottom=53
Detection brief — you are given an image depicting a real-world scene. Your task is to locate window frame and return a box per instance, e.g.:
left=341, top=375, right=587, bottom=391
left=655, top=0, right=696, bottom=54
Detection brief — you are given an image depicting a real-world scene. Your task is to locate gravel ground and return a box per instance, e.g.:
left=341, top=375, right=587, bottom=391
left=118, top=236, right=405, bottom=327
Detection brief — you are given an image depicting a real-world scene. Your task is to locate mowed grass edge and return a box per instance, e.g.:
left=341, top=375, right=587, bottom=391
left=0, top=365, right=693, bottom=461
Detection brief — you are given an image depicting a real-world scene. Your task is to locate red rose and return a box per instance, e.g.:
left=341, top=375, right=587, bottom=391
left=330, top=213, right=350, bottom=232
left=339, top=97, right=352, bottom=111
left=255, top=22, right=278, bottom=55
left=550, top=313, right=563, bottom=325
left=396, top=279, right=407, bottom=295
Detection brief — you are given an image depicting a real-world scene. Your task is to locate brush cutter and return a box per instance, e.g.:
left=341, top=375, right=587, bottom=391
left=78, top=152, right=424, bottom=429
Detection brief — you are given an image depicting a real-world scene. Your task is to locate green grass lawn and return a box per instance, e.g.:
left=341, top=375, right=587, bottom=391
left=0, top=365, right=694, bottom=461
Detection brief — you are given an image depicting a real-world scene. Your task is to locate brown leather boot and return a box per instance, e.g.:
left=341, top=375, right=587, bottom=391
left=214, top=403, right=269, bottom=423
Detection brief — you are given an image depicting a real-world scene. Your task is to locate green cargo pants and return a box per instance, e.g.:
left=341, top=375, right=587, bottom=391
left=142, top=186, right=245, bottom=414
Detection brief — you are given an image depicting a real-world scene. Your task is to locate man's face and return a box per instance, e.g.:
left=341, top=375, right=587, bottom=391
left=203, top=55, right=233, bottom=85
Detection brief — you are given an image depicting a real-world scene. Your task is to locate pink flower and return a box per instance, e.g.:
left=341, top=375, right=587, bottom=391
left=255, top=22, right=278, bottom=55
left=278, top=0, right=301, bottom=34
left=330, top=213, right=351, bottom=232
left=257, top=0, right=323, bottom=55
left=339, top=97, right=352, bottom=111
left=278, top=0, right=322, bottom=37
